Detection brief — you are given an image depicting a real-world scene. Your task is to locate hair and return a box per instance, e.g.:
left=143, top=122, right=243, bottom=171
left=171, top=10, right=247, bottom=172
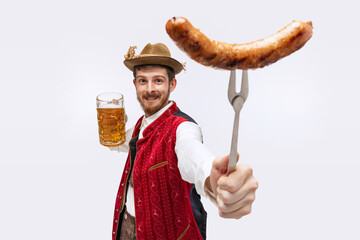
left=133, top=64, right=175, bottom=82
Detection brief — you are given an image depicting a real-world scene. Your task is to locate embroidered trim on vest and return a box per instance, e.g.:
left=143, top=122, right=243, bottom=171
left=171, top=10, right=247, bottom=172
left=148, top=161, right=169, bottom=171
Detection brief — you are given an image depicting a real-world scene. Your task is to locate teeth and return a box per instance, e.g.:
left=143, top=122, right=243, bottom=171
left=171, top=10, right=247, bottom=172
left=146, top=97, right=157, bottom=100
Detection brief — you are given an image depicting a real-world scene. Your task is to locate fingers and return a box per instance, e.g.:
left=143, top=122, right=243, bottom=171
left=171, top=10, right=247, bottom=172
left=215, top=164, right=258, bottom=219
left=217, top=175, right=258, bottom=205
left=217, top=183, right=257, bottom=218
left=219, top=203, right=253, bottom=219
left=217, top=164, right=253, bottom=192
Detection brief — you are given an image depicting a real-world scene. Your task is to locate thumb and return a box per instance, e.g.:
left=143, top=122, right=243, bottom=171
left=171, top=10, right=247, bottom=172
left=212, top=155, right=229, bottom=175
left=213, top=152, right=239, bottom=173
left=209, top=155, right=229, bottom=195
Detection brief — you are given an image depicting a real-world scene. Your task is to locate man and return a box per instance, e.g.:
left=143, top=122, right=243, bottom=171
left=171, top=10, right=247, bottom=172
left=111, top=43, right=258, bottom=240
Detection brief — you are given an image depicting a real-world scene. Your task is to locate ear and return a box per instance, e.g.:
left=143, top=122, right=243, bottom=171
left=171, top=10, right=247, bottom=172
left=169, top=78, right=177, bottom=92
left=133, top=79, right=136, bottom=86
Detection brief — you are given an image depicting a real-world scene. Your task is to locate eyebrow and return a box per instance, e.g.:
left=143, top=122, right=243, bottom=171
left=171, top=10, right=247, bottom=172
left=136, top=74, right=167, bottom=79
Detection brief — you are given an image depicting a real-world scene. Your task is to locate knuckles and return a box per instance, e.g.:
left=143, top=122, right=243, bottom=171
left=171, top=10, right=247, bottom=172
left=239, top=205, right=252, bottom=217
left=238, top=164, right=253, bottom=176
left=217, top=201, right=227, bottom=213
left=218, top=205, right=252, bottom=219
left=217, top=190, right=232, bottom=205
left=245, top=194, right=256, bottom=205
left=223, top=180, right=236, bottom=192
left=248, top=178, right=259, bottom=192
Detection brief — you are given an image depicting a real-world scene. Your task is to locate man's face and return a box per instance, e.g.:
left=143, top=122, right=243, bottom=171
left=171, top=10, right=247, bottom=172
left=133, top=66, right=177, bottom=117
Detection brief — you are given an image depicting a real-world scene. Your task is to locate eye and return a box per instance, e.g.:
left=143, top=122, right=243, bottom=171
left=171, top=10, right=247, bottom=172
left=137, top=78, right=147, bottom=84
left=155, top=78, right=164, bottom=84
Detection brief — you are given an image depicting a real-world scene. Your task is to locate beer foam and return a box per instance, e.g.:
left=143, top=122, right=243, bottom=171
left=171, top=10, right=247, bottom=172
left=98, top=103, right=122, bottom=109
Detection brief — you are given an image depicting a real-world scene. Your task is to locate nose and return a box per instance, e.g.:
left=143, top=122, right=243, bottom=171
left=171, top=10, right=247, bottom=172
left=145, top=81, right=155, bottom=93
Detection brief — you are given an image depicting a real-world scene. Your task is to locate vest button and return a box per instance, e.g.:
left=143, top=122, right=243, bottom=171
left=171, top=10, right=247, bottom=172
left=119, top=196, right=122, bottom=199
left=113, top=232, right=115, bottom=235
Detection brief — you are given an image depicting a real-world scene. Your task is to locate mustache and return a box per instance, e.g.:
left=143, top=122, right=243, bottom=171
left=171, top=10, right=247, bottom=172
left=143, top=93, right=160, bottom=99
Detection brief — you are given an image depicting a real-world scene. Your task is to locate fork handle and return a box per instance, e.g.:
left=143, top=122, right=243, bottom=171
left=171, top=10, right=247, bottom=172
left=228, top=109, right=240, bottom=174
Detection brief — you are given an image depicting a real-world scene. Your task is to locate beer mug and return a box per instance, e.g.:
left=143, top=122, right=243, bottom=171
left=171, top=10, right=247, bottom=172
left=96, top=92, right=126, bottom=147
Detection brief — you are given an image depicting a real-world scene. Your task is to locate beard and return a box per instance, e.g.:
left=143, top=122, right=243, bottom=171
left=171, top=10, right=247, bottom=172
left=137, top=90, right=170, bottom=117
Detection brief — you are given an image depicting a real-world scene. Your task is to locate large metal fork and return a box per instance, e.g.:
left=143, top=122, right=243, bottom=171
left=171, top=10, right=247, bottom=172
left=227, top=70, right=248, bottom=174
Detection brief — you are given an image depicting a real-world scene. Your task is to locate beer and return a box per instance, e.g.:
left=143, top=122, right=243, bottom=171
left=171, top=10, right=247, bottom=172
left=97, top=106, right=126, bottom=147
left=96, top=92, right=126, bottom=147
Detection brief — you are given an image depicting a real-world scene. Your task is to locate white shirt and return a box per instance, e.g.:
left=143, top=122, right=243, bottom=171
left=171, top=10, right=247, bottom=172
left=113, top=101, right=215, bottom=216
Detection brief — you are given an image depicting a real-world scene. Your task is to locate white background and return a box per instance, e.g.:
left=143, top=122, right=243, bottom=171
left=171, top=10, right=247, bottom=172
left=1, top=0, right=359, bottom=239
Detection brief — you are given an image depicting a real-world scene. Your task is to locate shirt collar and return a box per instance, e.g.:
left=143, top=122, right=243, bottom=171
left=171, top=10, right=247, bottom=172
left=141, top=101, right=174, bottom=128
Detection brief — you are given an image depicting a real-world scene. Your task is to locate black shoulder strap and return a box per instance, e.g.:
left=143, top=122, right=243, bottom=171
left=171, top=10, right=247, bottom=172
left=173, top=107, right=197, bottom=124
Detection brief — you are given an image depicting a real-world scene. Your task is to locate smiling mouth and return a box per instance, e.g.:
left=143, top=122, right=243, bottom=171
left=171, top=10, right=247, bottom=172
left=144, top=96, right=159, bottom=102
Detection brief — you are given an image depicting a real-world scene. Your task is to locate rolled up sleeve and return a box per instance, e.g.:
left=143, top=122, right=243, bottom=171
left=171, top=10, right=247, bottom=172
left=175, top=121, right=215, bottom=197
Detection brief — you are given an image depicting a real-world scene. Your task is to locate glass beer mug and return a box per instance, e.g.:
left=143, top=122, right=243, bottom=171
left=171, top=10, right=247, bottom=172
left=96, top=92, right=126, bottom=147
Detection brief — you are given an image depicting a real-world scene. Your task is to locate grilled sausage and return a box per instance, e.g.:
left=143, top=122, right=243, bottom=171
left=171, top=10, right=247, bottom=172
left=165, top=17, right=313, bottom=70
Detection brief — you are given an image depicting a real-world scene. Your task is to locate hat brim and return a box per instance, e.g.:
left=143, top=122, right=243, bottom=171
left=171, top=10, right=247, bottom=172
left=124, top=56, right=184, bottom=75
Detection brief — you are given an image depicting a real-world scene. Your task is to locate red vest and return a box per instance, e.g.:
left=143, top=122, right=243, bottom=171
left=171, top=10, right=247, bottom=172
left=112, top=102, right=204, bottom=240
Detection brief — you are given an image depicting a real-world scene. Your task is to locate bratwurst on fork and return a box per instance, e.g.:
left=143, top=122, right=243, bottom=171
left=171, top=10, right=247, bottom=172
left=165, top=17, right=313, bottom=70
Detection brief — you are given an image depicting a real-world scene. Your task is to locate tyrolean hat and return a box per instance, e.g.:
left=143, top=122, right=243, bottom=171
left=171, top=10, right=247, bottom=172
left=123, top=43, right=184, bottom=74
